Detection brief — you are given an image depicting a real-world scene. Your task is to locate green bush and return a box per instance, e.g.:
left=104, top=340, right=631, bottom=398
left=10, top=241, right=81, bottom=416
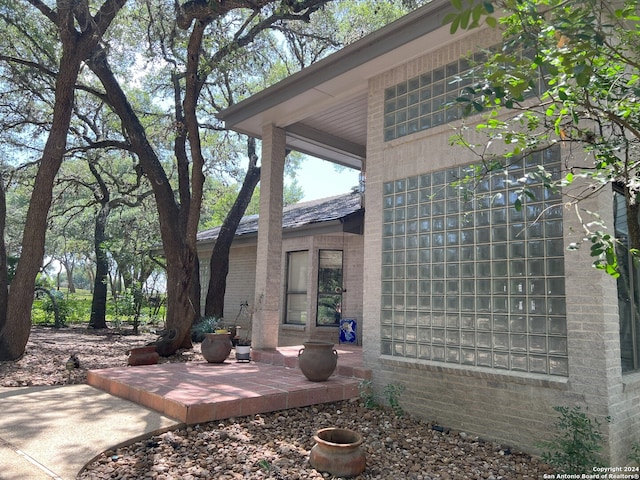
left=358, top=380, right=376, bottom=409
left=357, top=380, right=406, bottom=417
left=383, top=383, right=406, bottom=417
left=31, top=290, right=165, bottom=329
left=630, top=442, right=640, bottom=465
left=538, top=405, right=610, bottom=475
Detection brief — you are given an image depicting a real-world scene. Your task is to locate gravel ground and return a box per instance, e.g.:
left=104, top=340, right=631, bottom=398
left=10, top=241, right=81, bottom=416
left=1, top=326, right=554, bottom=479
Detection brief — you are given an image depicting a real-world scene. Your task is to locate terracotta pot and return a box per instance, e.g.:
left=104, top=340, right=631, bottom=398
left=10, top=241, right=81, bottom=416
left=201, top=333, right=232, bottom=363
left=298, top=341, right=338, bottom=381
left=235, top=344, right=251, bottom=362
left=128, top=346, right=159, bottom=366
left=309, top=427, right=366, bottom=477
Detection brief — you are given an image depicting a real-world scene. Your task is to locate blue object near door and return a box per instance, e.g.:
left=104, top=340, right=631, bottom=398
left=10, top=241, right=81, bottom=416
left=339, top=318, right=357, bottom=344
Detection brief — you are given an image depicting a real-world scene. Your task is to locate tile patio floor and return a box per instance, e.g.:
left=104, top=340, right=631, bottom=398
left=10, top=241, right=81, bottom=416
left=87, top=344, right=369, bottom=425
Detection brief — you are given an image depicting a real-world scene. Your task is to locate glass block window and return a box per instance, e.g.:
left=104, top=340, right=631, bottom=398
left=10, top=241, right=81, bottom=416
left=381, top=150, right=568, bottom=376
left=384, top=57, right=474, bottom=141
left=384, top=49, right=543, bottom=142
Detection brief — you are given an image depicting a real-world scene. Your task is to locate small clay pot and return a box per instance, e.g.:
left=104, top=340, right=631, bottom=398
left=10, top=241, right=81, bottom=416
left=298, top=341, right=338, bottom=381
left=128, top=346, right=159, bottom=366
left=201, top=333, right=232, bottom=363
left=309, top=427, right=366, bottom=477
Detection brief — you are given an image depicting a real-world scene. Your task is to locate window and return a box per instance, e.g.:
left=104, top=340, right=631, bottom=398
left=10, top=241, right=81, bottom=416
left=317, top=250, right=343, bottom=326
left=285, top=251, right=308, bottom=324
left=383, top=58, right=472, bottom=141
left=614, top=187, right=640, bottom=372
left=381, top=150, right=568, bottom=376
left=384, top=48, right=543, bottom=142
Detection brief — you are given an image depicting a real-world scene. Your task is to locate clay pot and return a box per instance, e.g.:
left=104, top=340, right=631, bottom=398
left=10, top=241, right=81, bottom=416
left=298, top=341, right=338, bottom=381
left=128, top=346, right=159, bottom=366
left=201, top=333, right=232, bottom=363
left=309, top=427, right=366, bottom=477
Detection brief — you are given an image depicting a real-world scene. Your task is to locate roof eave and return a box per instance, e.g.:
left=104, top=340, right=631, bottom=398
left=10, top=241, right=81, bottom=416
left=216, top=0, right=454, bottom=129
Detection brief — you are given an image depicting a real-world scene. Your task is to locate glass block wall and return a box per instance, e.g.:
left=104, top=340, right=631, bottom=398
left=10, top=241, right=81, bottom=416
left=384, top=49, right=542, bottom=142
left=380, top=150, right=568, bottom=376
left=383, top=57, right=472, bottom=141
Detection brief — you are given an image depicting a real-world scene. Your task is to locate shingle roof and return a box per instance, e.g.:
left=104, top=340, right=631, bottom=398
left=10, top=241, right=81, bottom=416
left=197, top=191, right=363, bottom=243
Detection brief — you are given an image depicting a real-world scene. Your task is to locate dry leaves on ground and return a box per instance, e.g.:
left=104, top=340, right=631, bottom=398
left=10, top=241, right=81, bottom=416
left=0, top=325, right=200, bottom=387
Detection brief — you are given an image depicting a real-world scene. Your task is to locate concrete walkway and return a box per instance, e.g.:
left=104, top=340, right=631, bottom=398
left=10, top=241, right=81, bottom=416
left=0, top=385, right=180, bottom=480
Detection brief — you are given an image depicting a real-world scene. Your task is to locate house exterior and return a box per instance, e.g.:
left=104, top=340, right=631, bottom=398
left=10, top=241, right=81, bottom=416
left=197, top=191, right=364, bottom=346
left=216, top=1, right=640, bottom=465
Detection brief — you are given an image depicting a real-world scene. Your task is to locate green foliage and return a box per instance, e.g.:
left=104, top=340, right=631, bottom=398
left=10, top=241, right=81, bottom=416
left=537, top=405, right=610, bottom=474
left=31, top=290, right=165, bottom=328
left=358, top=379, right=376, bottom=408
left=330, top=0, right=421, bottom=45
left=446, top=0, right=640, bottom=276
left=111, top=290, right=140, bottom=318
left=383, top=383, right=406, bottom=417
left=445, top=0, right=496, bottom=34
left=358, top=380, right=406, bottom=416
left=191, top=316, right=223, bottom=343
left=257, top=459, right=272, bottom=472
left=630, top=442, right=640, bottom=464
left=41, top=290, right=68, bottom=328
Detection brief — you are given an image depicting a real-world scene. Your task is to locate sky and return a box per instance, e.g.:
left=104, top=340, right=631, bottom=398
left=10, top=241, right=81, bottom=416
left=292, top=156, right=361, bottom=201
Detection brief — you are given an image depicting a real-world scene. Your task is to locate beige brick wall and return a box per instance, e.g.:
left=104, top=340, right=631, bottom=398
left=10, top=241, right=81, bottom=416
left=363, top=26, right=639, bottom=464
left=224, top=244, right=257, bottom=332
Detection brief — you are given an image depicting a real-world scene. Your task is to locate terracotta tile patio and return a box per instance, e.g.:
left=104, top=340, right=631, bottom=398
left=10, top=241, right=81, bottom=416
left=87, top=345, right=369, bottom=425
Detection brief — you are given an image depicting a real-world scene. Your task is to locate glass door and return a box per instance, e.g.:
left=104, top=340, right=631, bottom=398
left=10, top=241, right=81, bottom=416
left=316, top=250, right=343, bottom=326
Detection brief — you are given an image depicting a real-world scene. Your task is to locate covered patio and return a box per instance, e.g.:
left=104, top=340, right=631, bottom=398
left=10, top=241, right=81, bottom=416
left=87, top=344, right=368, bottom=425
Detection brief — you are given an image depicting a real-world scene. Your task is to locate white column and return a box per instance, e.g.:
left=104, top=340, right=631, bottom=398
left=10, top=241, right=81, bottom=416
left=252, top=124, right=285, bottom=349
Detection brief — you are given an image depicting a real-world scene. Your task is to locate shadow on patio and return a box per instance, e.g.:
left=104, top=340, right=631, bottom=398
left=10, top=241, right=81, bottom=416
left=87, top=344, right=369, bottom=425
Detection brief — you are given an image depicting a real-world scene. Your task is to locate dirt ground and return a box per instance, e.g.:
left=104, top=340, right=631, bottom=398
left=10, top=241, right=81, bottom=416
left=0, top=325, right=202, bottom=387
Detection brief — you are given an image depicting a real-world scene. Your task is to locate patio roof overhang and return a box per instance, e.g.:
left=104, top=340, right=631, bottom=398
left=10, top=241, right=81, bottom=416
left=216, top=0, right=455, bottom=170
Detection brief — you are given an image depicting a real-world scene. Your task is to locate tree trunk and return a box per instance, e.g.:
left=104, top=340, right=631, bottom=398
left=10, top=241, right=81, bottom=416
left=66, top=267, right=76, bottom=293
left=87, top=264, right=95, bottom=293
left=62, top=258, right=76, bottom=293
left=0, top=0, right=126, bottom=360
left=626, top=189, right=640, bottom=252
left=205, top=138, right=261, bottom=318
left=89, top=201, right=110, bottom=329
left=0, top=178, right=8, bottom=334
left=87, top=50, right=197, bottom=355
left=0, top=53, right=83, bottom=360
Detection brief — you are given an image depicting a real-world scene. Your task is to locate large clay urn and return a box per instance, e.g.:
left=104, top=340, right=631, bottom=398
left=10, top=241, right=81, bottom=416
left=309, top=427, right=366, bottom=477
left=297, top=341, right=338, bottom=381
left=201, top=333, right=232, bottom=363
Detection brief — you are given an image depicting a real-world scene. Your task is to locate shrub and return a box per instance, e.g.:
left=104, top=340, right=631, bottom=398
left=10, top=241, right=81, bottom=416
left=630, top=442, right=640, bottom=465
left=538, top=405, right=610, bottom=475
left=383, top=383, right=406, bottom=417
left=358, top=380, right=376, bottom=409
left=358, top=380, right=406, bottom=417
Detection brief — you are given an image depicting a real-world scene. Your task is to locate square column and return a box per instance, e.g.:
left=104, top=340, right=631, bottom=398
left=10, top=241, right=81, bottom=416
left=252, top=124, right=286, bottom=349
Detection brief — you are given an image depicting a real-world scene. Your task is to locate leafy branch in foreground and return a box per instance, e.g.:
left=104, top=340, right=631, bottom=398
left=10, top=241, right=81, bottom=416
left=445, top=0, right=640, bottom=277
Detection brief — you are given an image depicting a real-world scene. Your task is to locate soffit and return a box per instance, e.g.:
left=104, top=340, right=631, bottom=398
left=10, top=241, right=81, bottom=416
left=217, top=0, right=457, bottom=170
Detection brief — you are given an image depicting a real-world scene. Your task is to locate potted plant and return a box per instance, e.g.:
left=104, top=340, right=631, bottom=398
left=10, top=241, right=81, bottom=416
left=191, top=316, right=223, bottom=343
